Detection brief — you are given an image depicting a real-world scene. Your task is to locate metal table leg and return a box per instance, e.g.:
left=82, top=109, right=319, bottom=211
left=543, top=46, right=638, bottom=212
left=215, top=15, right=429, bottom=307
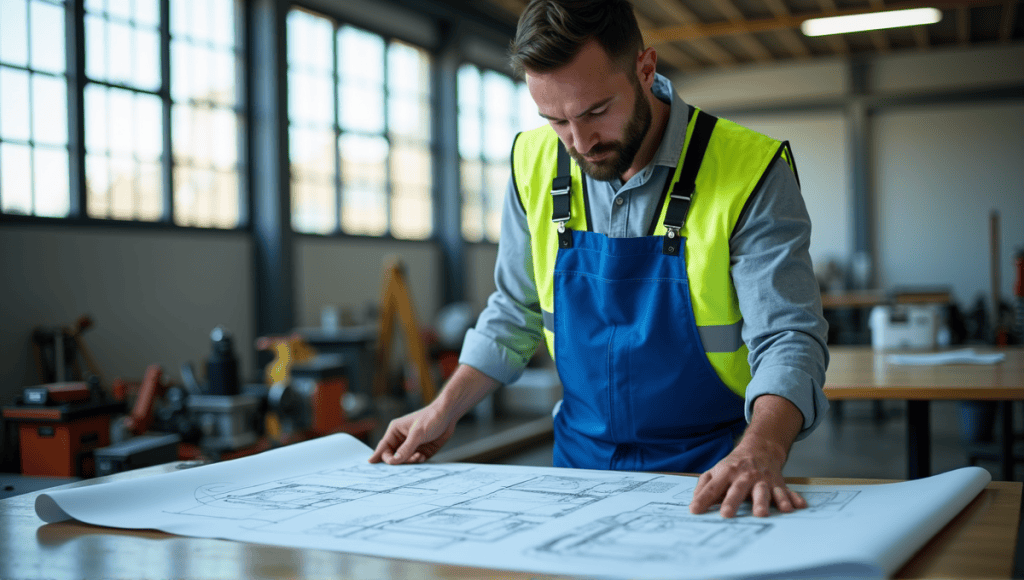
left=1001, top=400, right=1014, bottom=481
left=907, top=400, right=930, bottom=479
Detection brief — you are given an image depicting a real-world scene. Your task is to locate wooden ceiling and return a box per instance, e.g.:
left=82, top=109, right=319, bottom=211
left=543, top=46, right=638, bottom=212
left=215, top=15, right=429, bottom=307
left=479, top=0, right=1023, bottom=73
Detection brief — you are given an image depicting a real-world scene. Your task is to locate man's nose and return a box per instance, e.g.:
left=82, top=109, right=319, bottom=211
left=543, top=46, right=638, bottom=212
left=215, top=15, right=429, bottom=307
left=569, top=122, right=597, bottom=154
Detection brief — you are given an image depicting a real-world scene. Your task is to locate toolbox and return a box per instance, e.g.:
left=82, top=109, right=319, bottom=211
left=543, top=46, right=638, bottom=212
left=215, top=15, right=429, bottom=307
left=2, top=382, right=124, bottom=477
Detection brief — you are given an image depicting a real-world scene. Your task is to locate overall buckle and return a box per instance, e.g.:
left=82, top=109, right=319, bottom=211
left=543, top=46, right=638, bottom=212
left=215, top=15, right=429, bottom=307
left=663, top=226, right=681, bottom=255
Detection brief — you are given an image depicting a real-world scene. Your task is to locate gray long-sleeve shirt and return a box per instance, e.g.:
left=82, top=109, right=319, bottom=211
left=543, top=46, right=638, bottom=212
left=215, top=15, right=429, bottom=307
left=459, top=74, right=830, bottom=440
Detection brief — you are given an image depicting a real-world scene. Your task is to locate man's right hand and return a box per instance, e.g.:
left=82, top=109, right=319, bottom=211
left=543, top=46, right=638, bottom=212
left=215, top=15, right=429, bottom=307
left=368, top=403, right=458, bottom=464
left=368, top=364, right=501, bottom=465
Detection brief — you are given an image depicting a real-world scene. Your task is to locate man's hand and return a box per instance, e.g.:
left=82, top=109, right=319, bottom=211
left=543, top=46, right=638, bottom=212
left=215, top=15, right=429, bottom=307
left=369, top=403, right=458, bottom=464
left=368, top=364, right=500, bottom=465
left=689, top=394, right=807, bottom=518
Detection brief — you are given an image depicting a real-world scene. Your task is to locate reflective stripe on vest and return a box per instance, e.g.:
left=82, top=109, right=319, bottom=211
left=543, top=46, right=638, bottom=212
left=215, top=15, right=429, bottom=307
left=512, top=107, right=790, bottom=396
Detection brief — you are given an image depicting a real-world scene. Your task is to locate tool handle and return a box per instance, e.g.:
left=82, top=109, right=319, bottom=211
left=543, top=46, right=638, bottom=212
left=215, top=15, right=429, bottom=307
left=125, top=365, right=164, bottom=435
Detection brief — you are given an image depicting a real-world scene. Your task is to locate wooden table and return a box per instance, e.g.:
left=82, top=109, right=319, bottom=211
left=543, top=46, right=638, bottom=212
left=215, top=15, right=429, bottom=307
left=821, top=289, right=952, bottom=309
left=825, top=346, right=1024, bottom=480
left=0, top=463, right=1019, bottom=579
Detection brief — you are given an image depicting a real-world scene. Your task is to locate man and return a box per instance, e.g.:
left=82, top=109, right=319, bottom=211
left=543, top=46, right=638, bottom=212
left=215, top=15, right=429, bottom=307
left=370, top=0, right=829, bottom=519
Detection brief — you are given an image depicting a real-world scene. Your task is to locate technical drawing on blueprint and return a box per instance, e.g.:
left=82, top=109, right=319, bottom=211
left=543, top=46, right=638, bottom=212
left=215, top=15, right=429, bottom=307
left=671, top=485, right=860, bottom=518
left=174, top=463, right=661, bottom=551
left=35, top=433, right=993, bottom=580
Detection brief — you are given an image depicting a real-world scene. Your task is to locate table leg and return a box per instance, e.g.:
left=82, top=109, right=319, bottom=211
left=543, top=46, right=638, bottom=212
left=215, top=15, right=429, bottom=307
left=907, top=400, right=930, bottom=479
left=1001, top=401, right=1014, bottom=481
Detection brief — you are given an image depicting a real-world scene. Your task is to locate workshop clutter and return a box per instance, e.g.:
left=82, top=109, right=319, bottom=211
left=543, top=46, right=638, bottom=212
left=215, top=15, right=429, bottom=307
left=110, top=328, right=266, bottom=462
left=2, top=376, right=122, bottom=477
left=2, top=316, right=120, bottom=477
left=256, top=333, right=375, bottom=441
left=1, top=323, right=377, bottom=479
left=31, top=315, right=103, bottom=385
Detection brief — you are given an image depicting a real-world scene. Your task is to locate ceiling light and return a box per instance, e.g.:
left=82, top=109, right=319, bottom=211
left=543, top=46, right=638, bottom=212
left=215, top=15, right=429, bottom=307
left=801, top=7, right=942, bottom=36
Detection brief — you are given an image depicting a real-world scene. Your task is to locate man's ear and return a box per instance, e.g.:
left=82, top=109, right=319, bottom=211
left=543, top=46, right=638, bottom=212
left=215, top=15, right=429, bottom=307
left=636, top=47, right=658, bottom=87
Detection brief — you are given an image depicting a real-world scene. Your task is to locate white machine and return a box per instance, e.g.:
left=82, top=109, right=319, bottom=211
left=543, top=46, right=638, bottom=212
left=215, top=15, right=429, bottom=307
left=869, top=305, right=940, bottom=350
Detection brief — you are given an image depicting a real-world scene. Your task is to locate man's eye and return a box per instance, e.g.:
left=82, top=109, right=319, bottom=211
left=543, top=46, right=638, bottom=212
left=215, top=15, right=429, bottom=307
left=589, top=108, right=607, bottom=117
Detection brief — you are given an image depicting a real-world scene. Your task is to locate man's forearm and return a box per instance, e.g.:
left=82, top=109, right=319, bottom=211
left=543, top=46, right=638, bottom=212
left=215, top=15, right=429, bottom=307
left=433, top=364, right=503, bottom=420
left=739, top=394, right=805, bottom=462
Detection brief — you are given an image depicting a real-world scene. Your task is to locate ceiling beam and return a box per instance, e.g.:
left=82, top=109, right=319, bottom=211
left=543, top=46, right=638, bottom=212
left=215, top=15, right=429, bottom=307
left=956, top=5, right=971, bottom=45
left=642, top=0, right=1001, bottom=43
left=999, top=0, right=1017, bottom=42
left=633, top=12, right=713, bottom=71
left=759, top=0, right=815, bottom=58
left=866, top=0, right=892, bottom=53
left=705, top=0, right=775, bottom=62
left=637, top=2, right=738, bottom=67
left=913, top=25, right=931, bottom=50
left=807, top=0, right=850, bottom=59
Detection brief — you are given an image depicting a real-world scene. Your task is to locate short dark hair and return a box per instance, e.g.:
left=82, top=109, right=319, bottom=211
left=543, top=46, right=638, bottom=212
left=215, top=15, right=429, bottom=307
left=509, top=0, right=644, bottom=78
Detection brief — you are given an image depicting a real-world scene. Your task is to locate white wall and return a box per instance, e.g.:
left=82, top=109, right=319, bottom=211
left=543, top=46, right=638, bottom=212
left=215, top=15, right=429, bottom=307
left=723, top=111, right=852, bottom=267
left=676, top=57, right=848, bottom=109
left=672, top=44, right=1024, bottom=308
left=874, top=101, right=1024, bottom=305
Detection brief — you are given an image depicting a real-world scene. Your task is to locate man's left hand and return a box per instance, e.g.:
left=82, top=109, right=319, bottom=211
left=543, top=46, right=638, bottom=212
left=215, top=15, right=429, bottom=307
left=689, top=394, right=807, bottom=518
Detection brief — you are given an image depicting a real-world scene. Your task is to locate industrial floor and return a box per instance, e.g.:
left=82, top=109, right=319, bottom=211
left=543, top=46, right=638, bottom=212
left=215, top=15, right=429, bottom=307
left=476, top=399, right=1024, bottom=578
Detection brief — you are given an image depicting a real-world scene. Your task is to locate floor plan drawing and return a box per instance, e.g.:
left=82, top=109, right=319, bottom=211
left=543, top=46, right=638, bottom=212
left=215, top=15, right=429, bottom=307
left=672, top=485, right=860, bottom=518
left=35, top=434, right=993, bottom=580
left=172, top=461, right=663, bottom=549
left=303, top=471, right=659, bottom=548
left=531, top=502, right=772, bottom=566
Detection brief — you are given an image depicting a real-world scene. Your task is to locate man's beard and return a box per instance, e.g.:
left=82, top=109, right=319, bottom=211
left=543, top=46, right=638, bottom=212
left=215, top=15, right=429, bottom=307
left=569, top=81, right=652, bottom=182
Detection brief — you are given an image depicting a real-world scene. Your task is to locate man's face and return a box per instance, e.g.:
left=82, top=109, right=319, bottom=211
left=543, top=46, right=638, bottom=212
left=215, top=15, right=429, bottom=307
left=526, top=40, right=652, bottom=182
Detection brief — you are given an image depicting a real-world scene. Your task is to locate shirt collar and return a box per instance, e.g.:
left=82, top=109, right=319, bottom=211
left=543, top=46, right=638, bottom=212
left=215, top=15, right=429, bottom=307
left=649, top=73, right=690, bottom=170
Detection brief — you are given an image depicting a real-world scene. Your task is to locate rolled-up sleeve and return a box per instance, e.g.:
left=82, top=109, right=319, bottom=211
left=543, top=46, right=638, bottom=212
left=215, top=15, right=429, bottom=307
left=458, top=175, right=546, bottom=385
left=731, top=158, right=830, bottom=440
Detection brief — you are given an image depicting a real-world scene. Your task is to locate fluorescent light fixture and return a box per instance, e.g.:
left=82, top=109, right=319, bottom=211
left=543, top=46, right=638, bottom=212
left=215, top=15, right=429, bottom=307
left=801, top=7, right=942, bottom=36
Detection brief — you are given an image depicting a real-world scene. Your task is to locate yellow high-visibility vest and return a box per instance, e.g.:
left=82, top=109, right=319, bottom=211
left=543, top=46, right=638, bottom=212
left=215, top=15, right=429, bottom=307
left=511, top=109, right=798, bottom=396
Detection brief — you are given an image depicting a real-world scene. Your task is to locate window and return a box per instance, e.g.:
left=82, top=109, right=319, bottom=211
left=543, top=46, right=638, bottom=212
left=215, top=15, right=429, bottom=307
left=287, top=8, right=433, bottom=239
left=169, top=0, right=244, bottom=228
left=457, top=64, right=539, bottom=242
left=0, top=0, right=70, bottom=217
left=0, top=0, right=244, bottom=228
left=84, top=0, right=163, bottom=221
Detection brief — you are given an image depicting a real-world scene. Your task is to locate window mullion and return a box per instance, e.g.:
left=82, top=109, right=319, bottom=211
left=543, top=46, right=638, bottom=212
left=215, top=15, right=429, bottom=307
left=159, top=0, right=172, bottom=223
left=333, top=23, right=342, bottom=235
left=383, top=39, right=392, bottom=238
left=67, top=0, right=87, bottom=218
left=478, top=76, right=487, bottom=239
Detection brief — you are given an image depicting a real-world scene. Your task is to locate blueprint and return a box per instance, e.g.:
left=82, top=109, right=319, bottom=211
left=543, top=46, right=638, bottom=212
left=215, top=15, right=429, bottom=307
left=36, top=434, right=991, bottom=580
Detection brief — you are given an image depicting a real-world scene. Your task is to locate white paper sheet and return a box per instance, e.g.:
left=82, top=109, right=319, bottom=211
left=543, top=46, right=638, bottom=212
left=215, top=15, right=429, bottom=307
left=36, top=434, right=991, bottom=580
left=887, top=348, right=1006, bottom=365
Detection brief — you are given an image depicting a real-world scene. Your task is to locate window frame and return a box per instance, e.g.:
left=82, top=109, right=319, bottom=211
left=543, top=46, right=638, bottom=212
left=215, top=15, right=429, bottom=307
left=0, top=0, right=249, bottom=233
left=286, top=5, right=437, bottom=242
left=456, top=60, right=536, bottom=245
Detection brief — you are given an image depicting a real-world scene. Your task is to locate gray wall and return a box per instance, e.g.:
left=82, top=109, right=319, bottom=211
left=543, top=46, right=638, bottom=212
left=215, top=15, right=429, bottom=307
left=674, top=44, right=1024, bottom=306
left=0, top=225, right=254, bottom=394
left=295, top=236, right=442, bottom=329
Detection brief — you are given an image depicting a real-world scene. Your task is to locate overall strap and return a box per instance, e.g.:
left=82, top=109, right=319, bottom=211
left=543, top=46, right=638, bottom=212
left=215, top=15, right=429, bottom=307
left=663, top=109, right=718, bottom=255
left=552, top=141, right=573, bottom=249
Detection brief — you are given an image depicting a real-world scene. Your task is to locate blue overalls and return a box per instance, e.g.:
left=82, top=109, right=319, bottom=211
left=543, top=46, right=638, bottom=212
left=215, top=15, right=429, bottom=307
left=550, top=110, right=746, bottom=473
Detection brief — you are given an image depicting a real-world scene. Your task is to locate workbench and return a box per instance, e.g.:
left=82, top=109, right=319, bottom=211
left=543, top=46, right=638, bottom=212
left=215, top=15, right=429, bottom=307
left=825, top=346, right=1024, bottom=480
left=0, top=462, right=1019, bottom=579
